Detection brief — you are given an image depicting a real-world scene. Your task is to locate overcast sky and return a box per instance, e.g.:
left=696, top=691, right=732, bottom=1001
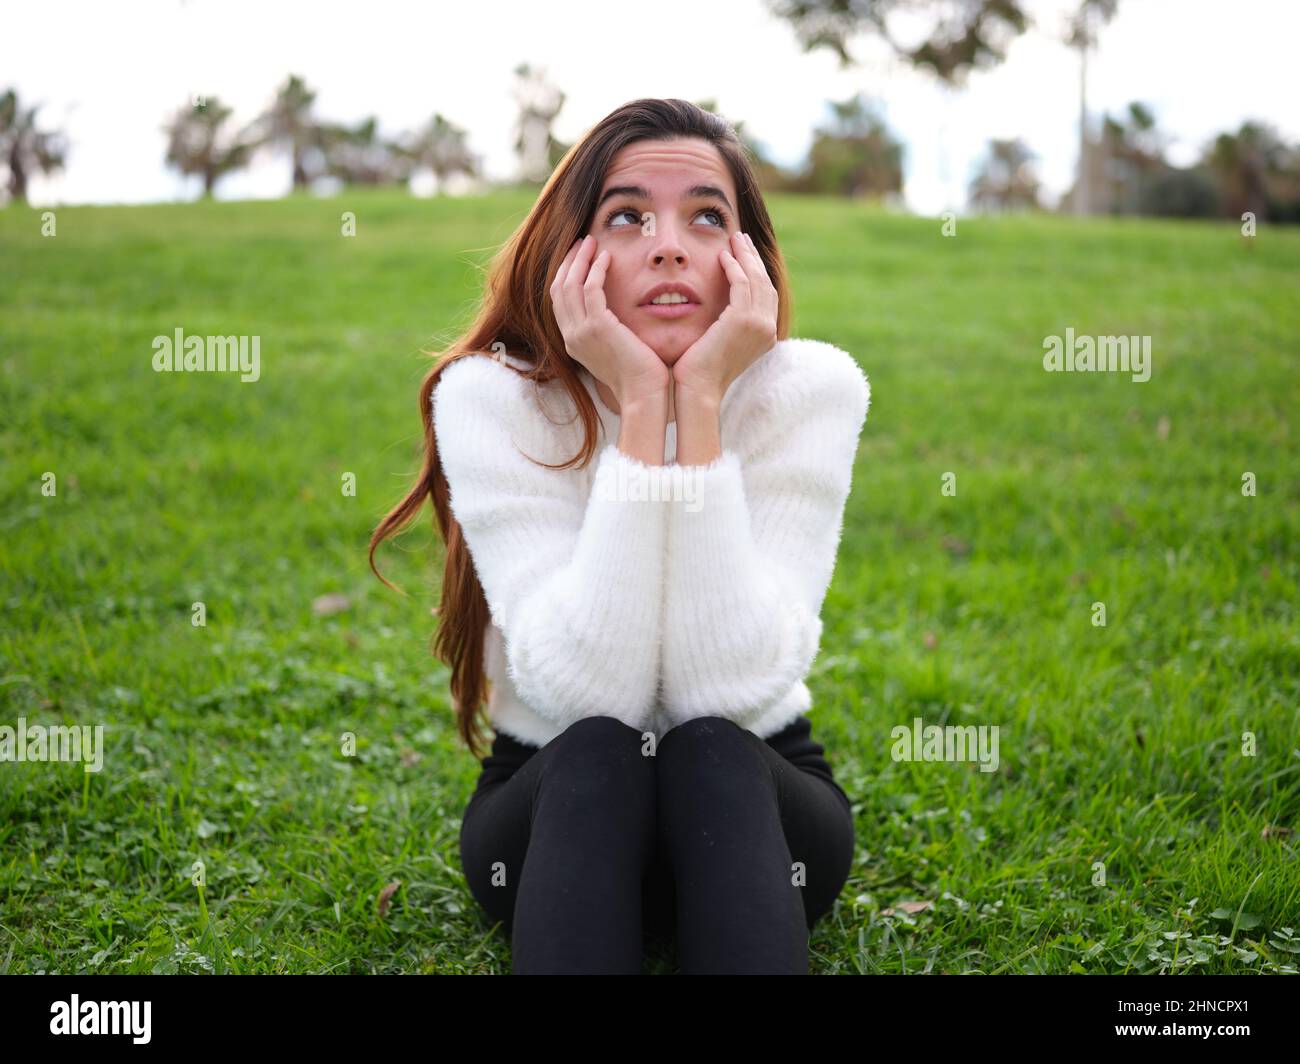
left=4, top=0, right=1296, bottom=213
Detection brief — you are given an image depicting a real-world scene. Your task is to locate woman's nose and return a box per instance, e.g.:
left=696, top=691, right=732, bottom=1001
left=646, top=232, right=687, bottom=265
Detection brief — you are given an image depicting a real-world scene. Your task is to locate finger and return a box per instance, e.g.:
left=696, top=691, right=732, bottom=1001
left=719, top=245, right=753, bottom=312
left=732, top=229, right=756, bottom=266
left=749, top=235, right=780, bottom=322
left=583, top=248, right=611, bottom=320
left=553, top=236, right=582, bottom=292
left=556, top=236, right=585, bottom=325
left=564, top=235, right=597, bottom=326
left=733, top=232, right=777, bottom=317
left=732, top=231, right=764, bottom=286
left=551, top=238, right=583, bottom=329
left=738, top=229, right=772, bottom=283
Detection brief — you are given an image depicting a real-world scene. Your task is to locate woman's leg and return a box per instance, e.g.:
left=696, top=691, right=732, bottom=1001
left=655, top=715, right=855, bottom=974
left=458, top=714, right=658, bottom=974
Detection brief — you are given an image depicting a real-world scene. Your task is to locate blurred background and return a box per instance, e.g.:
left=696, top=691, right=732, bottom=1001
left=3, top=0, right=1299, bottom=221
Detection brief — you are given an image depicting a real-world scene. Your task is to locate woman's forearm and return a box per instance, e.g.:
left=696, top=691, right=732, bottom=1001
left=672, top=381, right=723, bottom=466
left=617, top=390, right=670, bottom=466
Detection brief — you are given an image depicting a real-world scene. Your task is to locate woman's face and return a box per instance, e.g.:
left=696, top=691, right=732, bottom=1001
left=586, top=137, right=740, bottom=366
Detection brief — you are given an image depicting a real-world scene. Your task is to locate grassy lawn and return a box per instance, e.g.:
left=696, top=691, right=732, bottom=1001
left=1, top=188, right=1296, bottom=974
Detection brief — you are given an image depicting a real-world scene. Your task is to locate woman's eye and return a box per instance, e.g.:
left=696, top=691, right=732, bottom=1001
left=606, top=207, right=642, bottom=227
left=603, top=206, right=730, bottom=229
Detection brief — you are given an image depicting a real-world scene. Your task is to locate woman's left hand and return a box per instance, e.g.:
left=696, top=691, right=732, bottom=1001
left=671, top=230, right=778, bottom=404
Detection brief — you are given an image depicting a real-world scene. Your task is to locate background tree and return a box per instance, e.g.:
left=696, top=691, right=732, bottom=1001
left=794, top=94, right=904, bottom=198
left=1057, top=106, right=1300, bottom=220
left=694, top=96, right=793, bottom=191
left=1137, top=166, right=1219, bottom=218
left=393, top=113, right=480, bottom=193
left=1203, top=121, right=1300, bottom=223
left=0, top=88, right=69, bottom=204
left=1065, top=0, right=1120, bottom=214
left=252, top=74, right=326, bottom=191
left=319, top=116, right=406, bottom=186
left=767, top=0, right=1031, bottom=83
left=511, top=64, right=565, bottom=184
left=1082, top=101, right=1167, bottom=215
left=769, top=1, right=1123, bottom=214
left=162, top=97, right=255, bottom=198
left=969, top=137, right=1040, bottom=211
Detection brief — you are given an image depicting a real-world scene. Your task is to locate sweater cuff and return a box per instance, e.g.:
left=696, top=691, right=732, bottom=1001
left=670, top=449, right=749, bottom=562
left=678, top=446, right=744, bottom=505
left=591, top=443, right=677, bottom=505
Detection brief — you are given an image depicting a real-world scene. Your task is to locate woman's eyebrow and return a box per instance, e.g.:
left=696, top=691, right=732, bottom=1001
left=686, top=185, right=734, bottom=213
left=595, top=183, right=734, bottom=214
left=596, top=184, right=650, bottom=209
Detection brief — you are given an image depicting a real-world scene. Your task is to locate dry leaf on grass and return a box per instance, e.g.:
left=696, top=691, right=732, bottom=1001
left=882, top=900, right=934, bottom=917
left=312, top=593, right=352, bottom=616
left=377, top=880, right=401, bottom=919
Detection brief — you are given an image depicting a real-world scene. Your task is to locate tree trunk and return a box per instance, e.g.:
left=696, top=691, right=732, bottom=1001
left=8, top=145, right=26, bottom=202
left=1076, top=41, right=1089, bottom=216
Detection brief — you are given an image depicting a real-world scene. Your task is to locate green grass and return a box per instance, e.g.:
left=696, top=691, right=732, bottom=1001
left=1, top=189, right=1297, bottom=974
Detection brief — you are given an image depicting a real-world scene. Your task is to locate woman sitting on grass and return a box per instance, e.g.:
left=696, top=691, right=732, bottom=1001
left=370, top=97, right=871, bottom=974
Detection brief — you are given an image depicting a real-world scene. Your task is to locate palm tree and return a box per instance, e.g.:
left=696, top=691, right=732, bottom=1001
left=1097, top=102, right=1167, bottom=215
left=798, top=94, right=904, bottom=199
left=1203, top=122, right=1293, bottom=221
left=163, top=96, right=255, bottom=197
left=511, top=64, right=565, bottom=184
left=0, top=88, right=68, bottom=204
left=393, top=113, right=479, bottom=192
left=767, top=0, right=1031, bottom=83
left=1066, top=0, right=1120, bottom=215
left=320, top=116, right=406, bottom=186
left=252, top=74, right=325, bottom=190
left=969, top=138, right=1040, bottom=211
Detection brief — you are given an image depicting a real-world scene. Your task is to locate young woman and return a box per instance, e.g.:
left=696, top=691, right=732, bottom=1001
left=370, top=98, right=871, bottom=974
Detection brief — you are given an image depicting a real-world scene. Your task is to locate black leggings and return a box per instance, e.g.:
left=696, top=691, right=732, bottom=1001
left=458, top=713, right=855, bottom=973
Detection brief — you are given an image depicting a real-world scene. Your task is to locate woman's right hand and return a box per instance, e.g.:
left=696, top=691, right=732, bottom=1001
left=550, top=234, right=670, bottom=409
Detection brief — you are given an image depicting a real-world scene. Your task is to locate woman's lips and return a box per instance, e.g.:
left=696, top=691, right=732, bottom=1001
left=639, top=301, right=700, bottom=319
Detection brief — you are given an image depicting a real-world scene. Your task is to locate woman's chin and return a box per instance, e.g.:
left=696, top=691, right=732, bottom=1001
left=635, top=322, right=705, bottom=366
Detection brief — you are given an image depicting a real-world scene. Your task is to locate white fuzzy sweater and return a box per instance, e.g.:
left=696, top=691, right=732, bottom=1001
left=431, top=337, right=871, bottom=748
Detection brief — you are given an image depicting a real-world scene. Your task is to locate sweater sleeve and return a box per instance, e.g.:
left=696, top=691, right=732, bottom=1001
left=660, top=342, right=870, bottom=729
left=432, top=355, right=672, bottom=734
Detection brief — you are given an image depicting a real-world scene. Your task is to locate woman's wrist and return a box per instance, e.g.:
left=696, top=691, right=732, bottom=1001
left=672, top=383, right=722, bottom=466
left=616, top=391, right=669, bottom=466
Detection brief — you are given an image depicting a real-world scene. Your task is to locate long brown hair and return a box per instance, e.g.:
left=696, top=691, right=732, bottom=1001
left=368, top=97, right=793, bottom=759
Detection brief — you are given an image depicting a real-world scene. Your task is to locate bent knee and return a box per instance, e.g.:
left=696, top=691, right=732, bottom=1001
left=542, top=714, right=656, bottom=794
left=561, top=713, right=650, bottom=741
left=659, top=715, right=752, bottom=755
left=554, top=714, right=655, bottom=761
left=657, top=716, right=769, bottom=785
